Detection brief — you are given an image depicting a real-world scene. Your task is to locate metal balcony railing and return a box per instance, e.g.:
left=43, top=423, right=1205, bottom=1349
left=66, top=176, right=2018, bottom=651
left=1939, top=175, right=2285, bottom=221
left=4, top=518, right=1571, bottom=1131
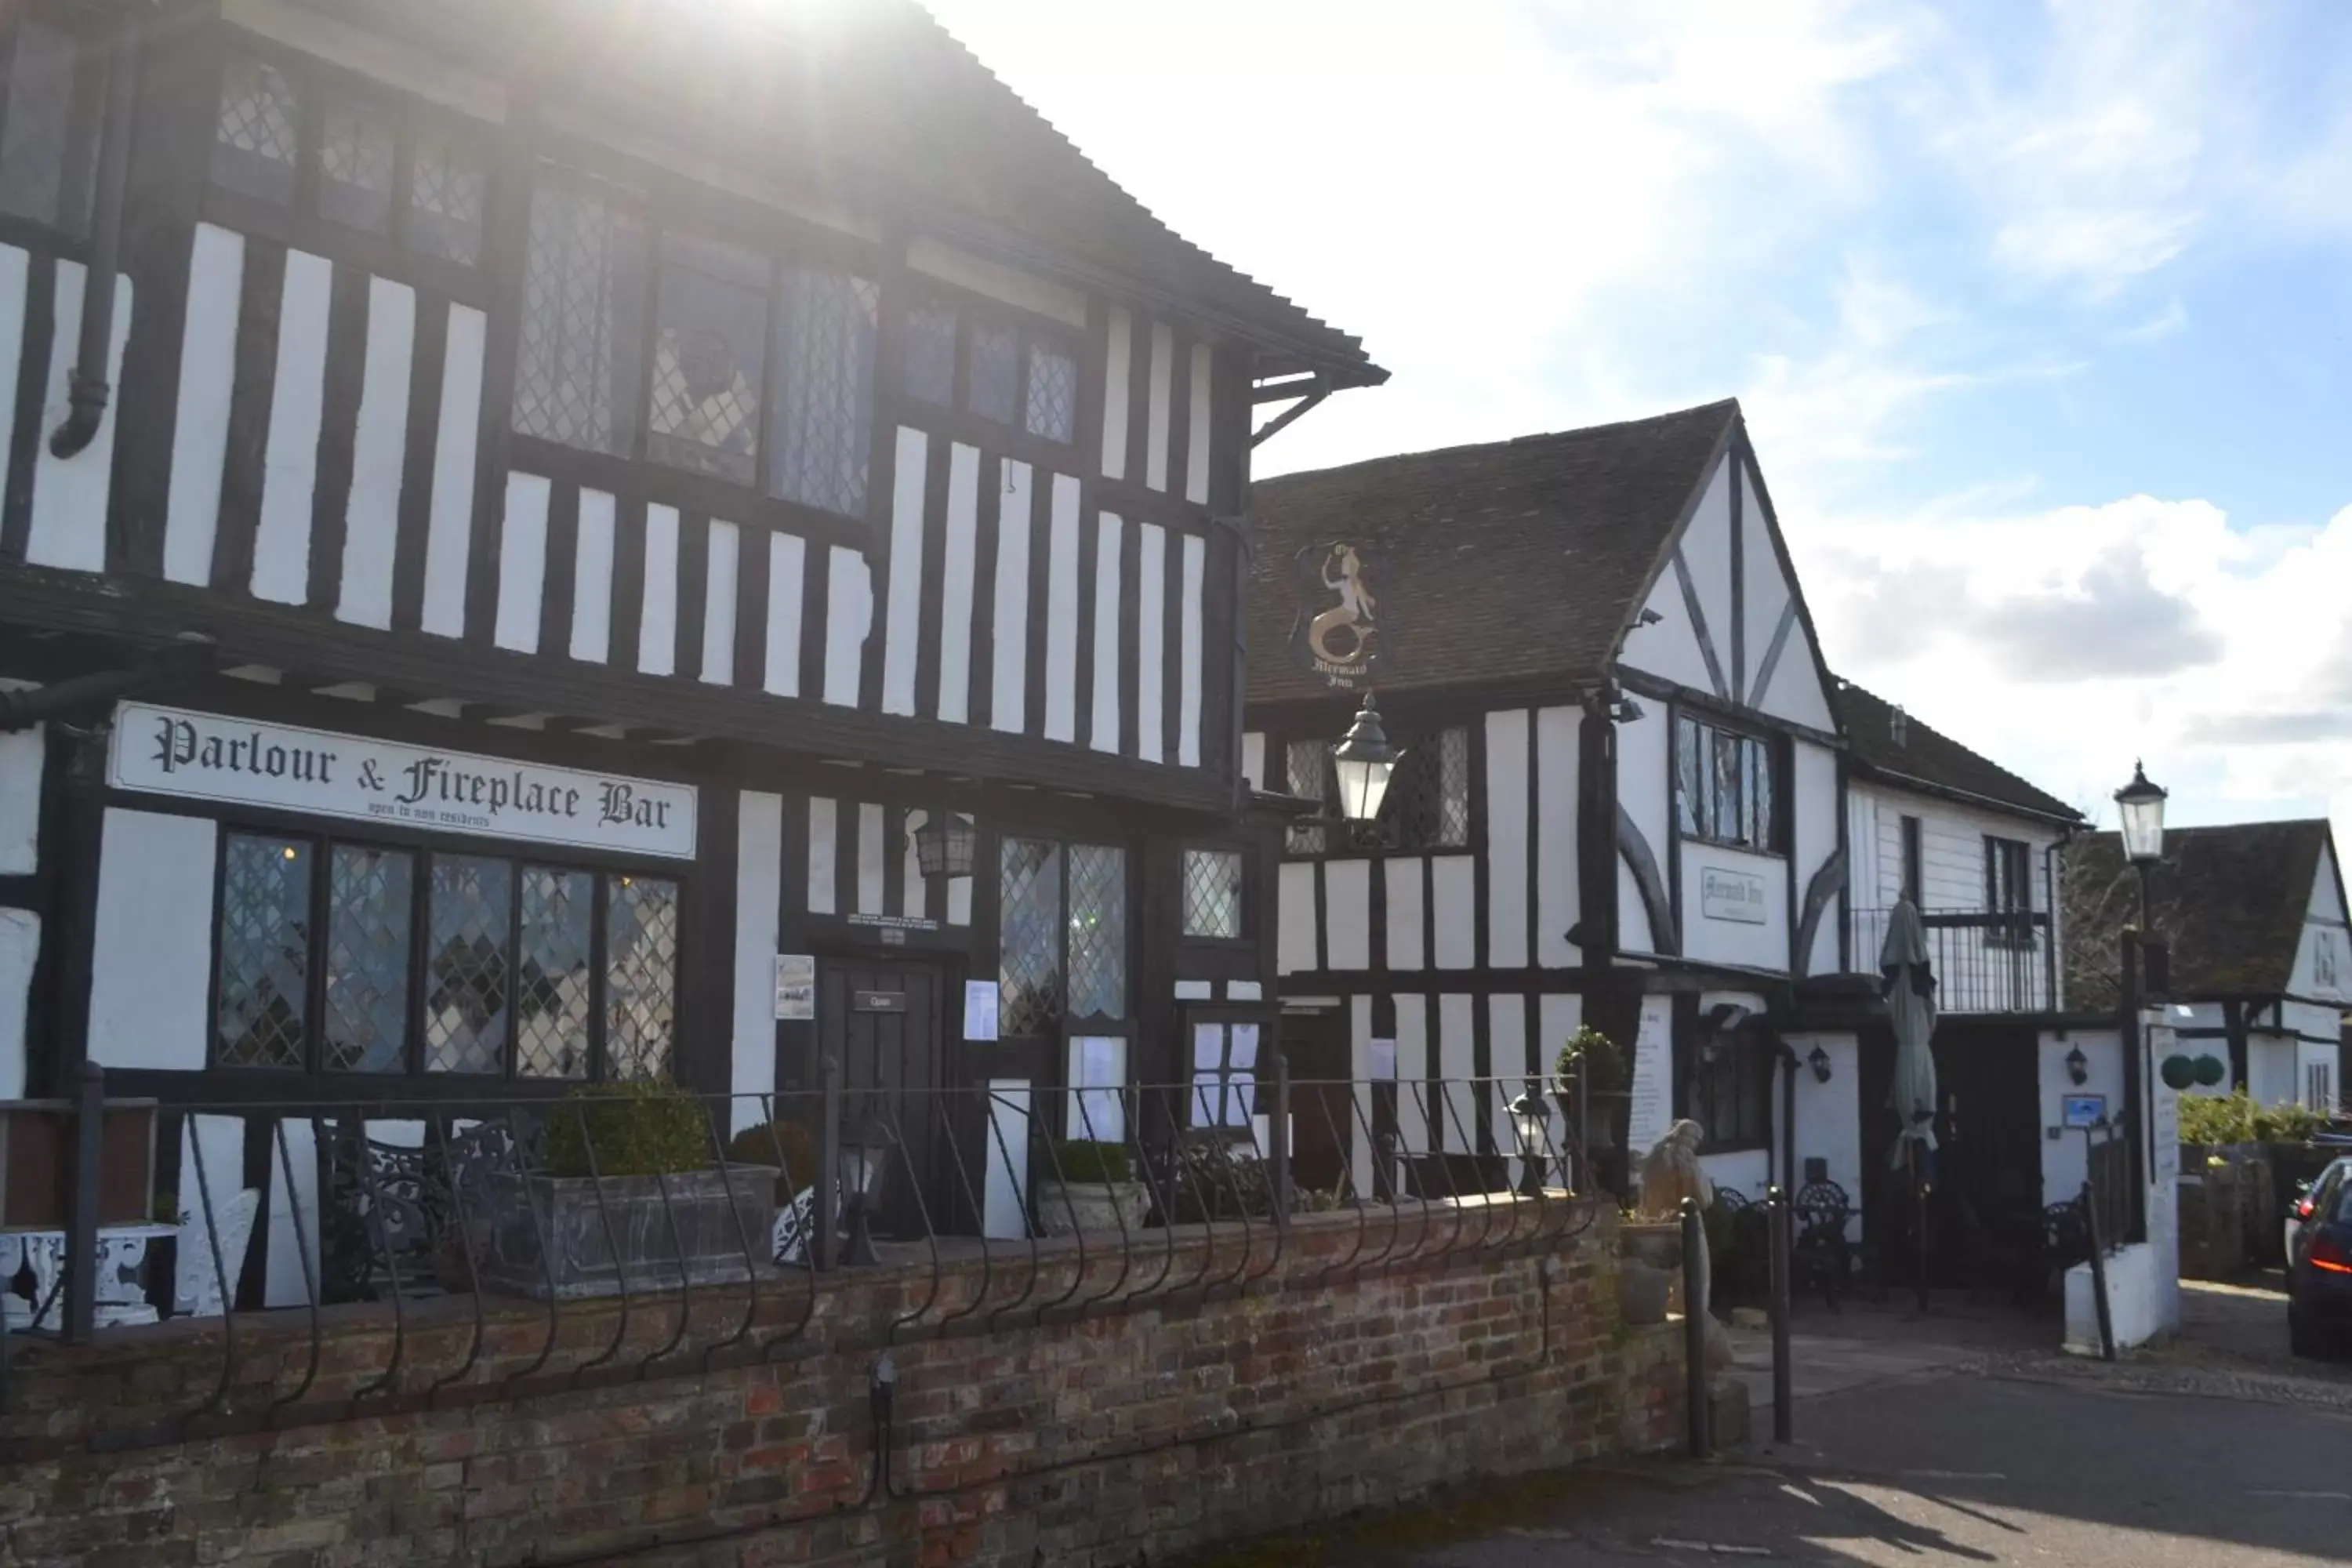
left=1849, top=906, right=2059, bottom=1014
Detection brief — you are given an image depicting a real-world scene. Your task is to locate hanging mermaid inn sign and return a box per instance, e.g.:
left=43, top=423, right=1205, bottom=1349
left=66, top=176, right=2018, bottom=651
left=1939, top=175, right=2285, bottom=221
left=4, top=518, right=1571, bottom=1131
left=1287, top=542, right=1382, bottom=691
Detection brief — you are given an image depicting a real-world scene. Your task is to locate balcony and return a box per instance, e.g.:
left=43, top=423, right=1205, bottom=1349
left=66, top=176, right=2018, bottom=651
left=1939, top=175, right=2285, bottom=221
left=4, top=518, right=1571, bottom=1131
left=1850, top=907, right=2059, bottom=1015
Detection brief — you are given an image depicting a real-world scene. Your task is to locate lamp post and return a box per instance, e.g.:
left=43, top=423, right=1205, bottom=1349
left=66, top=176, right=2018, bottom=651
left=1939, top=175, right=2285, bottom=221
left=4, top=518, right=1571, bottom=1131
left=1508, top=1087, right=1551, bottom=1199
left=2111, top=760, right=2167, bottom=1247
left=2114, top=761, right=2169, bottom=931
left=837, top=1120, right=898, bottom=1266
left=1332, top=692, right=1401, bottom=826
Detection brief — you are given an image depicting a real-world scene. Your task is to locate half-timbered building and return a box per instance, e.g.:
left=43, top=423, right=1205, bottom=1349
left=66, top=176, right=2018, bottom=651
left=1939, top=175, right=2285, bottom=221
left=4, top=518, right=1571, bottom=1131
left=1242, top=400, right=1846, bottom=1199
left=0, top=0, right=1378, bottom=1259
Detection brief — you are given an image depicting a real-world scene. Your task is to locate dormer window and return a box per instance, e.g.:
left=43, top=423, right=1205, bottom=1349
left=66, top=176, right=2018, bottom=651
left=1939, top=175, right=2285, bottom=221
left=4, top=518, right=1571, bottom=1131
left=514, top=168, right=880, bottom=517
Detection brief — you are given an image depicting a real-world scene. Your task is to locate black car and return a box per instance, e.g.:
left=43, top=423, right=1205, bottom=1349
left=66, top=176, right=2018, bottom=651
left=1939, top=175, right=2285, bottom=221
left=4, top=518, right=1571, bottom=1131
left=2288, top=1156, right=2352, bottom=1358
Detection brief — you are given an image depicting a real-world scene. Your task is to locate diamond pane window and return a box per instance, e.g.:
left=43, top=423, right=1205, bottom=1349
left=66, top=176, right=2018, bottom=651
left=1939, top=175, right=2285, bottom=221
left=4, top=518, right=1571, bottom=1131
left=408, top=134, right=487, bottom=264
left=606, top=876, right=680, bottom=1079
left=318, top=105, right=395, bottom=234
left=323, top=846, right=413, bottom=1073
left=999, top=837, right=1062, bottom=1038
left=768, top=266, right=879, bottom=517
left=1431, top=727, right=1471, bottom=848
left=425, top=855, right=512, bottom=1074
left=514, top=177, right=649, bottom=456
left=903, top=301, right=957, bottom=406
left=1024, top=345, right=1076, bottom=444
left=216, top=835, right=312, bottom=1069
left=0, top=19, right=85, bottom=232
left=517, top=867, right=593, bottom=1080
left=646, top=233, right=768, bottom=485
left=1065, top=844, right=1127, bottom=1020
left=1285, top=739, right=1329, bottom=855
left=1181, top=849, right=1243, bottom=940
left=967, top=321, right=1018, bottom=425
left=212, top=56, right=299, bottom=205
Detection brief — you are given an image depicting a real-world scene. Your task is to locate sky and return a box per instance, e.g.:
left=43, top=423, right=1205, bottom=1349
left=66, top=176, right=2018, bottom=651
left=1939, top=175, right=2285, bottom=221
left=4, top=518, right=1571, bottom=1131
left=920, top=0, right=2352, bottom=855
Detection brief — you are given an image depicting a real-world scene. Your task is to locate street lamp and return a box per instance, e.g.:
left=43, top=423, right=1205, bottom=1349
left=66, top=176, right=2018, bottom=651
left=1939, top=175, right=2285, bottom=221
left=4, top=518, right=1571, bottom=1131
left=2114, top=761, right=2169, bottom=929
left=908, top=813, right=975, bottom=880
left=1332, top=693, right=1402, bottom=825
left=837, top=1120, right=898, bottom=1266
left=1508, top=1087, right=1551, bottom=1199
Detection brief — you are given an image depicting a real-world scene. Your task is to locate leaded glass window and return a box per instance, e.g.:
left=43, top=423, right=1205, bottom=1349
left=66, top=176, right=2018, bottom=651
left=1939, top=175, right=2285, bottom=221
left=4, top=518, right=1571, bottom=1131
left=1181, top=849, right=1243, bottom=940
left=517, top=866, right=593, bottom=1080
left=967, top=321, right=1019, bottom=426
left=514, top=177, right=649, bottom=456
left=768, top=266, right=878, bottom=516
left=212, top=56, right=299, bottom=205
left=318, top=104, right=396, bottom=234
left=216, top=835, right=311, bottom=1069
left=1285, top=739, right=1329, bottom=855
left=605, top=876, right=680, bottom=1079
left=425, top=855, right=511, bottom=1074
left=999, top=837, right=1062, bottom=1038
left=408, top=133, right=487, bottom=264
left=0, top=17, right=89, bottom=234
left=1025, top=345, right=1076, bottom=444
left=1387, top=726, right=1469, bottom=851
left=1066, top=845, right=1126, bottom=1019
left=647, top=233, right=768, bottom=485
left=1674, top=713, right=1777, bottom=852
left=903, top=301, right=958, bottom=406
left=323, top=846, right=412, bottom=1073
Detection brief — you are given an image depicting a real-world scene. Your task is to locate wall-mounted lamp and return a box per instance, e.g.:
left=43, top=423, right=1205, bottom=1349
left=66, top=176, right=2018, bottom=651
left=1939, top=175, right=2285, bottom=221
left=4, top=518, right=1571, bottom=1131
left=2065, top=1045, right=2089, bottom=1087
left=909, top=814, right=975, bottom=880
left=1808, top=1044, right=1832, bottom=1084
left=1636, top=608, right=1664, bottom=627
left=1613, top=696, right=1645, bottom=724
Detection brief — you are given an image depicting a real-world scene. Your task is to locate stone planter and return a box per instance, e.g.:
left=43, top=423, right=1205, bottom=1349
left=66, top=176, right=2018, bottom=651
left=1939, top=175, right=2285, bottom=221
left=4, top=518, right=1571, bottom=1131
left=1034, top=1180, right=1149, bottom=1237
left=474, top=1165, right=777, bottom=1300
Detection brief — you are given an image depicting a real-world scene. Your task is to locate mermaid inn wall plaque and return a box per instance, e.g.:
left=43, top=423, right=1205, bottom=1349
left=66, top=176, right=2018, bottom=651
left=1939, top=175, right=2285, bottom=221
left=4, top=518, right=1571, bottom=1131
left=1287, top=542, right=1382, bottom=691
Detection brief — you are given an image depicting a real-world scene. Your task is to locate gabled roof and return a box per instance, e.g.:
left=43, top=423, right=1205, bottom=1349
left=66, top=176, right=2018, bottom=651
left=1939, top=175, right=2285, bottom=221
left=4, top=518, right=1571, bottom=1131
left=338, top=0, right=1381, bottom=384
left=1833, top=681, right=2082, bottom=826
left=2066, top=819, right=2337, bottom=1001
left=1244, top=400, right=1740, bottom=706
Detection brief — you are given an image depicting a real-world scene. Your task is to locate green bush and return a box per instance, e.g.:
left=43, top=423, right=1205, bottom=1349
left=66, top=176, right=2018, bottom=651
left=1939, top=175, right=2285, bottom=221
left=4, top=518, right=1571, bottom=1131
left=1157, top=1139, right=1274, bottom=1222
left=726, top=1119, right=818, bottom=1196
left=1555, top=1025, right=1629, bottom=1094
left=2177, top=1087, right=2328, bottom=1149
left=1050, top=1139, right=1134, bottom=1185
left=544, top=1080, right=716, bottom=1178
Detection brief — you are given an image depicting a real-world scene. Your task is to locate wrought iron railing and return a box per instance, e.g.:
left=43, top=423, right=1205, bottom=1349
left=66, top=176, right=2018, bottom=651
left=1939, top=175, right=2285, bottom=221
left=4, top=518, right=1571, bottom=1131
left=1849, top=906, right=2059, bottom=1014
left=0, top=1064, right=1598, bottom=1454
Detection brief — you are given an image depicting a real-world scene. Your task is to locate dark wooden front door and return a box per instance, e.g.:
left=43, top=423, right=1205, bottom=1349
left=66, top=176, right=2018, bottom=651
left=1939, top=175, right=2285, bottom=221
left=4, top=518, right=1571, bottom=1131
left=818, top=958, right=943, bottom=1239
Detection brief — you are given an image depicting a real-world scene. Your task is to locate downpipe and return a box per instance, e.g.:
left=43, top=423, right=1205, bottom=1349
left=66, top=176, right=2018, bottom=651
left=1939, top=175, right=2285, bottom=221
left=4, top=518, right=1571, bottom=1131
left=50, top=9, right=139, bottom=459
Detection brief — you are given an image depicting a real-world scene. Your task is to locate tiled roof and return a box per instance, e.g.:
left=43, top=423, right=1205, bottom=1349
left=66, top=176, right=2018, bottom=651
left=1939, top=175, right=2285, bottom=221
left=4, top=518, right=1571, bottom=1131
left=1245, top=401, right=1740, bottom=706
left=2065, top=819, right=2336, bottom=1001
left=1833, top=681, right=2082, bottom=825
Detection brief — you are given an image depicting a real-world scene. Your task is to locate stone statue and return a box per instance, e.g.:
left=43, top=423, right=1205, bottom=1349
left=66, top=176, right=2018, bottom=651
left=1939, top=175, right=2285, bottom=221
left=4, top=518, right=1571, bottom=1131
left=1637, top=1119, right=1712, bottom=1221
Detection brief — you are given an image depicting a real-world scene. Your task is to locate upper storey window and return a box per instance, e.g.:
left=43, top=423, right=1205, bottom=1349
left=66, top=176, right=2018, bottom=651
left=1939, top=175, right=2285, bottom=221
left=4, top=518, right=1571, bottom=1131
left=1675, top=713, right=1780, bottom=854
left=514, top=169, right=880, bottom=518
left=210, top=53, right=489, bottom=264
left=902, top=292, right=1077, bottom=445
left=0, top=9, right=99, bottom=238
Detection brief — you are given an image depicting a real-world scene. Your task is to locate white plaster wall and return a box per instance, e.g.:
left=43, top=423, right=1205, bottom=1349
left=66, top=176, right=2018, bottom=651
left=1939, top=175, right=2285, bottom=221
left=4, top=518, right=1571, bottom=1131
left=2065, top=1243, right=2166, bottom=1355
left=0, top=718, right=42, bottom=874
left=1785, top=1032, right=1860, bottom=1238
left=1849, top=781, right=2061, bottom=914
left=1679, top=843, right=1788, bottom=972
left=1698, top=1146, right=1772, bottom=1203
left=89, top=808, right=218, bottom=1072
left=0, top=907, right=36, bottom=1098
left=2040, top=1027, right=2122, bottom=1209
left=1276, top=862, right=1316, bottom=975
left=1792, top=739, right=1839, bottom=977
left=1617, top=699, right=1670, bottom=956
left=2246, top=1035, right=2298, bottom=1109
left=2296, top=1039, right=2339, bottom=1111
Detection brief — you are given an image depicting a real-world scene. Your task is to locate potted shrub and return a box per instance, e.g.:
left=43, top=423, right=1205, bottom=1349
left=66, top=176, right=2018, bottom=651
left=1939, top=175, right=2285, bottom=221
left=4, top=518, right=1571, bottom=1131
left=474, top=1081, right=778, bottom=1300
left=1556, top=1025, right=1631, bottom=1156
left=726, top=1119, right=822, bottom=1264
left=1036, top=1139, right=1149, bottom=1236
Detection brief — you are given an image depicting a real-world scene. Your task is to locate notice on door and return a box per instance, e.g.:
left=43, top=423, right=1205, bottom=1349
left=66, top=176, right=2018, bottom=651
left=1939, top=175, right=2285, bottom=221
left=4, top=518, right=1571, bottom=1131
left=963, top=980, right=999, bottom=1042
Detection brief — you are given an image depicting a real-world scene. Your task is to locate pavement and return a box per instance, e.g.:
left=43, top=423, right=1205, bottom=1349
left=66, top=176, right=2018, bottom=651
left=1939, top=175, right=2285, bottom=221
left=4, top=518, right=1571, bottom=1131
left=1191, top=1278, right=2352, bottom=1567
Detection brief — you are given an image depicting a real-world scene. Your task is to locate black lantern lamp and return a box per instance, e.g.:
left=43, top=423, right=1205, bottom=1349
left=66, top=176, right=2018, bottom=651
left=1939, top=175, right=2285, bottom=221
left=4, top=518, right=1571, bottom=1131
left=1808, top=1044, right=1833, bottom=1084
left=1332, top=693, right=1402, bottom=825
left=909, top=814, right=975, bottom=880
left=1508, top=1088, right=1552, bottom=1199
left=2114, top=761, right=2169, bottom=927
left=837, top=1119, right=898, bottom=1267
left=2065, top=1044, right=2089, bottom=1087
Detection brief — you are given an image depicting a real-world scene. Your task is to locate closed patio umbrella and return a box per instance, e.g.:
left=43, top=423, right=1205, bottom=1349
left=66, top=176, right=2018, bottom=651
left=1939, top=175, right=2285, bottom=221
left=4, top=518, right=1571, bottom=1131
left=1881, top=897, right=1940, bottom=1167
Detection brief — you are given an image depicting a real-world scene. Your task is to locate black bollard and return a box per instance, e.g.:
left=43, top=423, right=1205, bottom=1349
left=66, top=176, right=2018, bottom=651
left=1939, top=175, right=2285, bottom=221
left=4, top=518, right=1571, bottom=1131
left=1682, top=1196, right=1709, bottom=1459
left=1767, top=1184, right=1793, bottom=1446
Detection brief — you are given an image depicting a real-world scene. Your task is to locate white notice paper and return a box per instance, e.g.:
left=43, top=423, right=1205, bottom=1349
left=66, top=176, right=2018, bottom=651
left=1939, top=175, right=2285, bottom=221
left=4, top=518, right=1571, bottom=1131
left=962, top=980, right=1000, bottom=1041
left=1069, top=1035, right=1127, bottom=1143
left=772, top=955, right=815, bottom=1022
left=1626, top=996, right=1675, bottom=1163
left=1369, top=1038, right=1398, bottom=1081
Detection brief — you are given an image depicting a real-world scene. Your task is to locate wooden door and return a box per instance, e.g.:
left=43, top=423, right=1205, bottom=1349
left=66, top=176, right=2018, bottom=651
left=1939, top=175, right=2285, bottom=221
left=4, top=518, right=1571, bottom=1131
left=818, top=958, right=943, bottom=1239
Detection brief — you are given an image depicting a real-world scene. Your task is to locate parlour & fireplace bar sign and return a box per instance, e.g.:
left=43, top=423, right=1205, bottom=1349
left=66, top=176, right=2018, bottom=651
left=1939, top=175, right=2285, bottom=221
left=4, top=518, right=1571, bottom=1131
left=107, top=702, right=699, bottom=860
left=1287, top=542, right=1381, bottom=691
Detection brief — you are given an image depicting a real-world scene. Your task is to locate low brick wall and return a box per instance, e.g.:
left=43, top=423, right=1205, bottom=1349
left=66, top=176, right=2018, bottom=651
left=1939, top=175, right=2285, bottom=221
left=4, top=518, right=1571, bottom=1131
left=0, top=1203, right=1687, bottom=1566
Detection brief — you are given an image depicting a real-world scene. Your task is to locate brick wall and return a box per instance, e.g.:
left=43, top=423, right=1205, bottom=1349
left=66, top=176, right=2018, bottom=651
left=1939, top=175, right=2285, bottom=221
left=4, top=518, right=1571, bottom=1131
left=0, top=1205, right=1689, bottom=1566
